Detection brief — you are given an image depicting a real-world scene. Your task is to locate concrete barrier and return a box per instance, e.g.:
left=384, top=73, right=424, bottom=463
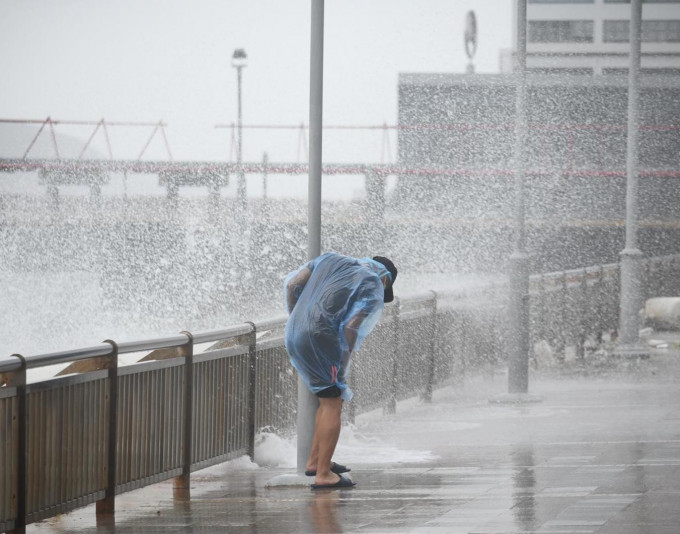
left=645, top=297, right=680, bottom=330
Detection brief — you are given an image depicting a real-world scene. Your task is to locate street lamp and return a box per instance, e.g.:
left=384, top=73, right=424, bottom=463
left=615, top=0, right=648, bottom=358
left=500, top=0, right=540, bottom=404
left=232, top=48, right=247, bottom=215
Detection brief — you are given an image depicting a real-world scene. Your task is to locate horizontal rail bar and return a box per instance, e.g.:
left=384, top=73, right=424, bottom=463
left=116, top=334, right=189, bottom=354
left=0, top=356, right=23, bottom=373
left=252, top=315, right=288, bottom=332
left=0, top=118, right=166, bottom=127
left=191, top=324, right=254, bottom=345
left=22, top=345, right=113, bottom=370
left=213, top=122, right=680, bottom=132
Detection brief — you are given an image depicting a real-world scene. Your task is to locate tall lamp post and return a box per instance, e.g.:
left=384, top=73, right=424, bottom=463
left=616, top=0, right=648, bottom=358
left=232, top=48, right=248, bottom=217
left=508, top=0, right=530, bottom=395
left=497, top=0, right=539, bottom=404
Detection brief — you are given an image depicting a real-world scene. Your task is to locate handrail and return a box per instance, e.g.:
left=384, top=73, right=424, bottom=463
left=0, top=345, right=114, bottom=373
left=117, top=334, right=190, bottom=354
left=252, top=315, right=288, bottom=332
left=191, top=323, right=254, bottom=345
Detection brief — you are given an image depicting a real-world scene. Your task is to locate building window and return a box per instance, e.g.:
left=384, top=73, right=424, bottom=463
left=644, top=20, right=680, bottom=42
left=605, top=1, right=680, bottom=4
left=604, top=20, right=680, bottom=42
left=604, top=20, right=629, bottom=42
left=529, top=20, right=594, bottom=42
left=529, top=67, right=594, bottom=74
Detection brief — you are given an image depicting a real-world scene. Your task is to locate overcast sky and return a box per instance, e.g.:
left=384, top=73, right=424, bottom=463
left=0, top=0, right=512, bottom=165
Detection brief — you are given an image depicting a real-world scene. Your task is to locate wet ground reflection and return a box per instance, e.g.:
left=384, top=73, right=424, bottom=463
left=29, top=366, right=680, bottom=534
left=512, top=446, right=536, bottom=532
left=307, top=490, right=343, bottom=534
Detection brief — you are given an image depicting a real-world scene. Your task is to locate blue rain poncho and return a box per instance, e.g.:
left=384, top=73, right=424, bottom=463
left=283, top=252, right=390, bottom=401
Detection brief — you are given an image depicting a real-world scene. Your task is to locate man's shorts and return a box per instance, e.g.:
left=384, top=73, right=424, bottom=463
left=316, top=385, right=342, bottom=398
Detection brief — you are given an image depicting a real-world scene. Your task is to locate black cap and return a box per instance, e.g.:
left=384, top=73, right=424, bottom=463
left=373, top=256, right=397, bottom=303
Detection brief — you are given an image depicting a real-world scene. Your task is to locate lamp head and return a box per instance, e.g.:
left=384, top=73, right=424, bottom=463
left=232, top=48, right=248, bottom=68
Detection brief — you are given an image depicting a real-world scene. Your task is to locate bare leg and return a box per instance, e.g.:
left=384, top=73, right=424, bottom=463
left=308, top=396, right=343, bottom=485
left=306, top=417, right=321, bottom=473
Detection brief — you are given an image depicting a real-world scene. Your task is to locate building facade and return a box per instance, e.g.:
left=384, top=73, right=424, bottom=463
left=500, top=0, right=680, bottom=75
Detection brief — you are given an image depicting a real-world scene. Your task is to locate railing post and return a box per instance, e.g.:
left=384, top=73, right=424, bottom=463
left=245, top=322, right=257, bottom=460
left=8, top=354, right=27, bottom=534
left=535, top=274, right=545, bottom=345
left=643, top=259, right=652, bottom=302
left=596, top=265, right=605, bottom=343
left=422, top=291, right=438, bottom=403
left=386, top=298, right=400, bottom=414
left=557, top=272, right=567, bottom=362
left=173, top=331, right=194, bottom=497
left=96, top=340, right=118, bottom=519
left=454, top=312, right=466, bottom=385
left=576, top=270, right=588, bottom=362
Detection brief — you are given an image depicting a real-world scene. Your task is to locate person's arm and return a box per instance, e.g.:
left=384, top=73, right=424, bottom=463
left=285, top=267, right=311, bottom=313
left=343, top=311, right=367, bottom=354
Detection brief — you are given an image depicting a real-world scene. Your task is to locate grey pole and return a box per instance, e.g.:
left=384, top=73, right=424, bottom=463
left=297, top=0, right=324, bottom=474
left=507, top=0, right=532, bottom=394
left=616, top=0, right=648, bottom=358
left=232, top=48, right=248, bottom=280
left=237, top=64, right=246, bottom=215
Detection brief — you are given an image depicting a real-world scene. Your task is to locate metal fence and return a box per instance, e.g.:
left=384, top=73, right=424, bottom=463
left=529, top=254, right=680, bottom=360
left=1, top=254, right=679, bottom=533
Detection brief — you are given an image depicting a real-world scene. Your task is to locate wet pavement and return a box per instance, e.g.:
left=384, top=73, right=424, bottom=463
left=30, top=343, right=680, bottom=534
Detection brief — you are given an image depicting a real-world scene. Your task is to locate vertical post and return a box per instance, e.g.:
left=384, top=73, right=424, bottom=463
left=507, top=0, right=531, bottom=394
left=261, top=153, right=270, bottom=223
left=616, top=0, right=648, bottom=358
left=245, top=323, right=257, bottom=459
left=236, top=65, right=246, bottom=219
left=231, top=49, right=248, bottom=283
left=96, top=341, right=118, bottom=519
left=46, top=183, right=59, bottom=215
left=90, top=183, right=102, bottom=211
left=297, top=0, right=324, bottom=475
left=576, top=270, right=588, bottom=362
left=596, top=265, right=605, bottom=343
left=308, top=0, right=324, bottom=260
left=538, top=274, right=547, bottom=345
left=422, top=292, right=438, bottom=403
left=164, top=174, right=179, bottom=212
left=9, top=355, right=27, bottom=534
left=557, top=272, right=568, bottom=362
left=208, top=172, right=220, bottom=219
left=386, top=298, right=401, bottom=414
left=365, top=167, right=385, bottom=226
left=173, top=332, right=193, bottom=496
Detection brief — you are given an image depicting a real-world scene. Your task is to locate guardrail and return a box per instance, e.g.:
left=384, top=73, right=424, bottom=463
left=529, top=253, right=680, bottom=361
left=0, top=282, right=507, bottom=533
left=1, top=254, right=679, bottom=532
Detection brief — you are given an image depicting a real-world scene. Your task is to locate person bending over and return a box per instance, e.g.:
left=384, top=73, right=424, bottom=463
left=284, top=252, right=397, bottom=489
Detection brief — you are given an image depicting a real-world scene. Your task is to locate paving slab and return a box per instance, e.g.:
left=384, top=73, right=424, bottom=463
left=28, top=345, right=680, bottom=534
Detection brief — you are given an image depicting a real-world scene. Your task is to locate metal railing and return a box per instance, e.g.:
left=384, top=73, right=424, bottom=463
left=529, top=254, right=680, bottom=360
left=1, top=254, right=679, bottom=532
